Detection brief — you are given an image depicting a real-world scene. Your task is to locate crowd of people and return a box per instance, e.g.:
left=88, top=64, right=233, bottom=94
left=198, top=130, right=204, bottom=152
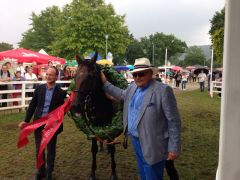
left=0, top=61, right=75, bottom=107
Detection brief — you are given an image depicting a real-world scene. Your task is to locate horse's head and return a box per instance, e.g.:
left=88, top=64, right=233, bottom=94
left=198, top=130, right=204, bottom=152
left=71, top=52, right=113, bottom=126
left=72, top=52, right=101, bottom=105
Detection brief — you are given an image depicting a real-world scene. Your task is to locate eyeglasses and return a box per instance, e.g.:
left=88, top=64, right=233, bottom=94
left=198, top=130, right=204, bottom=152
left=133, top=72, right=146, bottom=78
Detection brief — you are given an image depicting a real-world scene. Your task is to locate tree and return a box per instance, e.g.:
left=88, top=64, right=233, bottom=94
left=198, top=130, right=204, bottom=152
left=19, top=6, right=62, bottom=52
left=0, top=42, right=13, bottom=51
left=212, top=28, right=224, bottom=65
left=50, top=0, right=131, bottom=60
left=125, top=39, right=145, bottom=65
left=209, top=8, right=225, bottom=66
left=183, top=46, right=206, bottom=66
left=209, top=9, right=225, bottom=37
left=125, top=32, right=187, bottom=66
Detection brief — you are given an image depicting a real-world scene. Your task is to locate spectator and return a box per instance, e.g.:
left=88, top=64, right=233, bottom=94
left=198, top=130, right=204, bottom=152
left=174, top=72, right=182, bottom=88
left=63, top=65, right=71, bottom=80
left=192, top=73, right=197, bottom=82
left=16, top=62, right=26, bottom=77
left=38, top=67, right=47, bottom=81
left=48, top=61, right=54, bottom=68
left=56, top=64, right=64, bottom=80
left=0, top=64, right=11, bottom=107
left=181, top=73, right=188, bottom=90
left=198, top=70, right=207, bottom=92
left=25, top=66, right=38, bottom=97
left=5, top=61, right=14, bottom=77
left=32, top=62, right=39, bottom=78
left=12, top=71, right=25, bottom=106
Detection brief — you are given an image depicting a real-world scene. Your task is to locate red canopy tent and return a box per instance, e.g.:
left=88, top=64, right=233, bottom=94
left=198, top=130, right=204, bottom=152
left=0, top=48, right=65, bottom=65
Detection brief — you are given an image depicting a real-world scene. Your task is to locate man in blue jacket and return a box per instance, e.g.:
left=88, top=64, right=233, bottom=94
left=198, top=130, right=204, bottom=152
left=101, top=58, right=181, bottom=180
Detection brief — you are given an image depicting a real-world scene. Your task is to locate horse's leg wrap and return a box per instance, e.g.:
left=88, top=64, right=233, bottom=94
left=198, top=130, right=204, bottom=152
left=89, top=139, right=98, bottom=180
left=108, top=144, right=117, bottom=180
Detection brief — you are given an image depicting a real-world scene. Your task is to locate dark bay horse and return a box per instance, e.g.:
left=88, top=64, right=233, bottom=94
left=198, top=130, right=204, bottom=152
left=71, top=52, right=118, bottom=180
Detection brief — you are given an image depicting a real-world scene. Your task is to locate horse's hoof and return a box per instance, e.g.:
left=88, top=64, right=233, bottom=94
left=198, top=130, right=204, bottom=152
left=88, top=173, right=96, bottom=180
left=110, top=173, right=117, bottom=180
left=88, top=176, right=96, bottom=180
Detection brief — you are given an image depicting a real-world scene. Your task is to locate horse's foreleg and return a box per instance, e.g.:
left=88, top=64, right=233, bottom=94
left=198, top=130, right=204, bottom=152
left=89, top=139, right=98, bottom=180
left=108, top=144, right=117, bottom=180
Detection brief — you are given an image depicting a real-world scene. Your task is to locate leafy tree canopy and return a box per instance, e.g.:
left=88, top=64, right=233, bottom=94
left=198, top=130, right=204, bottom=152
left=209, top=8, right=225, bottom=37
left=19, top=0, right=131, bottom=62
left=19, top=6, right=62, bottom=52
left=209, top=8, right=224, bottom=67
left=212, top=27, right=224, bottom=65
left=125, top=32, right=187, bottom=66
left=181, top=46, right=206, bottom=67
left=0, top=42, right=13, bottom=52
left=50, top=0, right=131, bottom=60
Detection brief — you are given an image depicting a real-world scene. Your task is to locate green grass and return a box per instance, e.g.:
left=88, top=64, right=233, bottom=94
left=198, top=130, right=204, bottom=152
left=0, top=90, right=221, bottom=180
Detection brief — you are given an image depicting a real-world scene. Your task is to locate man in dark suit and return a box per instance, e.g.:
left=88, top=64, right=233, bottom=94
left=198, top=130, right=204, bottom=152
left=18, top=66, right=66, bottom=180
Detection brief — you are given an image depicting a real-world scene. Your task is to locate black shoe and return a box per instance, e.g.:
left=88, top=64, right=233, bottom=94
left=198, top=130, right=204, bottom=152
left=35, top=172, right=45, bottom=180
left=46, top=172, right=52, bottom=180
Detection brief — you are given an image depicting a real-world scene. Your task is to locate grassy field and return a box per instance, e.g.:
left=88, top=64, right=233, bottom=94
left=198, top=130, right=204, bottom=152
left=0, top=90, right=221, bottom=180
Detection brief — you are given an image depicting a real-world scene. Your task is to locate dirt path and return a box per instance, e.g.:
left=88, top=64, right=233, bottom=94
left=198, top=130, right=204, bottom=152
left=172, top=82, right=200, bottom=93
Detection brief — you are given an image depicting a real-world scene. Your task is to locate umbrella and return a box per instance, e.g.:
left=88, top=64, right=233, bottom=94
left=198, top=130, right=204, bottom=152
left=0, top=48, right=65, bottom=64
left=193, top=68, right=209, bottom=75
left=126, top=65, right=134, bottom=70
left=186, top=66, right=196, bottom=70
left=96, top=59, right=113, bottom=66
left=171, top=66, right=183, bottom=71
left=66, top=59, right=78, bottom=66
left=88, top=52, right=102, bottom=60
left=181, top=69, right=190, bottom=73
left=114, top=66, right=129, bottom=71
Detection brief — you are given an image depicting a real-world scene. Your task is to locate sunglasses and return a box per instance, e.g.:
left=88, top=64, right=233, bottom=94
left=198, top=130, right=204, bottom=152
left=133, top=72, right=146, bottom=78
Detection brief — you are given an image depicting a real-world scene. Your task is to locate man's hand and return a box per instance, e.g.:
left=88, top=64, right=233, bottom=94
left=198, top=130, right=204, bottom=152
left=167, top=152, right=178, bottom=160
left=18, top=121, right=27, bottom=129
left=100, top=71, right=107, bottom=84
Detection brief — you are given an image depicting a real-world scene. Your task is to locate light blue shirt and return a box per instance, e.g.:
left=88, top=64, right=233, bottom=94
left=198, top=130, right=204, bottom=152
left=41, top=85, right=56, bottom=117
left=128, top=85, right=149, bottom=137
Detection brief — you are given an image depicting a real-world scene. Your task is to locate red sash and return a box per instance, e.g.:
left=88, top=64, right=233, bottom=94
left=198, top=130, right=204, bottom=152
left=17, top=92, right=75, bottom=168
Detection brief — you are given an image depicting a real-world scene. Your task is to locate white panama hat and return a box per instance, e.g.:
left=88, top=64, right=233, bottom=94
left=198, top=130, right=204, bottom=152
left=132, top=58, right=154, bottom=73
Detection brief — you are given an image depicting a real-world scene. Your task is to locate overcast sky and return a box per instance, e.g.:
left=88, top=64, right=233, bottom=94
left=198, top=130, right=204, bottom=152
left=0, top=0, right=224, bottom=48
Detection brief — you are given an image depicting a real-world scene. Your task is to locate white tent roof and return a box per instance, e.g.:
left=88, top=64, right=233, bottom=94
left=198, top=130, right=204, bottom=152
left=38, top=49, right=48, bottom=55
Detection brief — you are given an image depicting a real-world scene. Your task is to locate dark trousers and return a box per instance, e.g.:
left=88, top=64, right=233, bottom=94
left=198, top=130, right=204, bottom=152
left=176, top=80, right=181, bottom=88
left=199, top=82, right=205, bottom=92
left=165, top=160, right=179, bottom=180
left=34, top=127, right=58, bottom=174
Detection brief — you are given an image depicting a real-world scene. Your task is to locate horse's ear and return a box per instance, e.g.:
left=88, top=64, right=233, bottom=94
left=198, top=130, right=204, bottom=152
left=75, top=53, right=83, bottom=65
left=90, top=51, right=98, bottom=63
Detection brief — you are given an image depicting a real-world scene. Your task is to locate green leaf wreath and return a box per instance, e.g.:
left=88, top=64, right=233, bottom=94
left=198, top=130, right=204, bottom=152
left=68, top=65, right=128, bottom=141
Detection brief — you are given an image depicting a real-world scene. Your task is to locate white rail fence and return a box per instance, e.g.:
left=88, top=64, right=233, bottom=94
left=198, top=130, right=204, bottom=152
left=210, top=81, right=222, bottom=98
left=0, top=80, right=71, bottom=111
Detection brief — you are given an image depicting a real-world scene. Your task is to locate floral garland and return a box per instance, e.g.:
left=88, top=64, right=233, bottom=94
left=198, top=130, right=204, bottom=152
left=68, top=65, right=128, bottom=141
